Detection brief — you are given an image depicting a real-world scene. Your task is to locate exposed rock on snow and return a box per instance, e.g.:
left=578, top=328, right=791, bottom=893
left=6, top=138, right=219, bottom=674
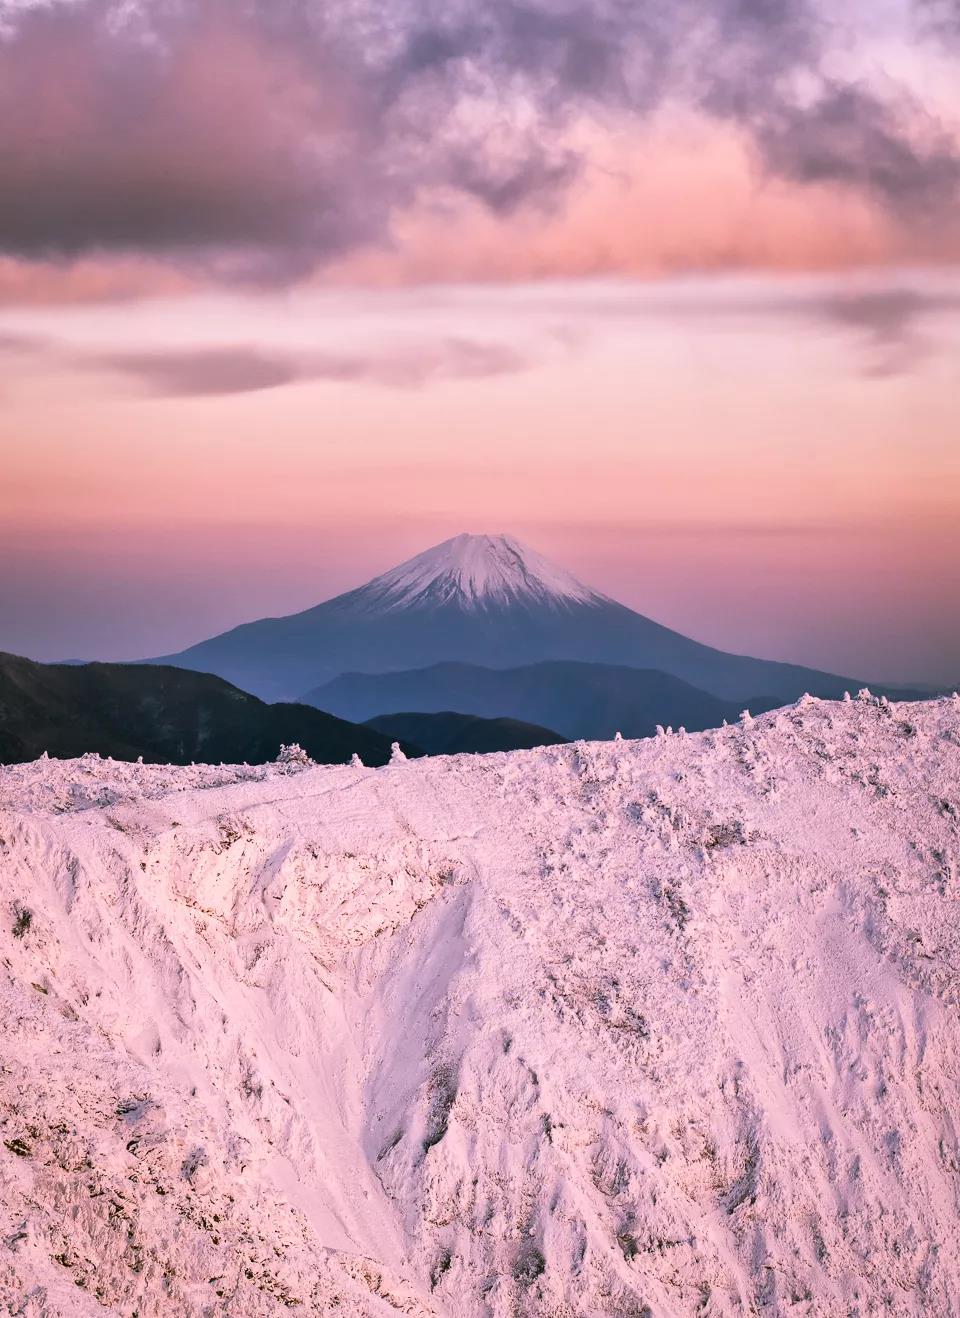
left=1, top=698, right=959, bottom=1316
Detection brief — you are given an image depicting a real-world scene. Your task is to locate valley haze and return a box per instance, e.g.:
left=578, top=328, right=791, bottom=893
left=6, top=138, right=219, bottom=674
left=151, top=534, right=916, bottom=710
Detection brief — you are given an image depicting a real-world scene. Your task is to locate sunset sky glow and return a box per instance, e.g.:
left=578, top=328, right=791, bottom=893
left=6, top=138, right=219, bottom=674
left=2, top=0, right=958, bottom=684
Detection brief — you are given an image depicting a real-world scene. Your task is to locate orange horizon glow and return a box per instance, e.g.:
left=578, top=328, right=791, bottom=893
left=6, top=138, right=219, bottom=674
left=2, top=275, right=958, bottom=685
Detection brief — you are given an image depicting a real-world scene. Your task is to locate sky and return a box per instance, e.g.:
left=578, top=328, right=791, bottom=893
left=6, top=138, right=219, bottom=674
left=1, top=0, right=959, bottom=686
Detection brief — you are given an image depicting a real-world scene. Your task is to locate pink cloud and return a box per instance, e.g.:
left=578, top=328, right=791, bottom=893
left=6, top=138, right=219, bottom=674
left=0, top=1, right=957, bottom=302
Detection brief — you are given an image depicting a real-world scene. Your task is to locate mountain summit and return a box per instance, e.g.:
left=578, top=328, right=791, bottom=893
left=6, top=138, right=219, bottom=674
left=354, top=533, right=605, bottom=613
left=151, top=532, right=873, bottom=704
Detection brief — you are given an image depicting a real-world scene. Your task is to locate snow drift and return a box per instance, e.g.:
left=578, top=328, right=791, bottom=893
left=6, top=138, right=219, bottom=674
left=1, top=694, right=959, bottom=1316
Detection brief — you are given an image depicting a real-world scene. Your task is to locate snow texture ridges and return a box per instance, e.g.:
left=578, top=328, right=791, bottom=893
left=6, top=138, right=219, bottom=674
left=1, top=694, right=959, bottom=1316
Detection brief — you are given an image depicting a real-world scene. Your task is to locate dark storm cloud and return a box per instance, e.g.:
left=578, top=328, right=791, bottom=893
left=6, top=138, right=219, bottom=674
left=750, top=87, right=960, bottom=215
left=387, top=1, right=671, bottom=111
left=0, top=0, right=383, bottom=276
left=0, top=0, right=957, bottom=275
left=88, top=338, right=530, bottom=395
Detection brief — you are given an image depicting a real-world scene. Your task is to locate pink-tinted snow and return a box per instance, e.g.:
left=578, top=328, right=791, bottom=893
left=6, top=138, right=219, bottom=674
left=1, top=694, right=959, bottom=1315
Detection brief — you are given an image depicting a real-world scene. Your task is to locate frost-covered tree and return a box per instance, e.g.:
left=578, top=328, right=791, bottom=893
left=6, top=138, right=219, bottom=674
left=276, top=743, right=314, bottom=768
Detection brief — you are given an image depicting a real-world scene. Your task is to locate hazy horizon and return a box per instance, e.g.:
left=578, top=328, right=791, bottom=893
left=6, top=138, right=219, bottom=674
left=3, top=506, right=957, bottom=686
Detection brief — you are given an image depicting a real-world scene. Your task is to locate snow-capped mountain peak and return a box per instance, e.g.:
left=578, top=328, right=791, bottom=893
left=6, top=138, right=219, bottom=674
left=357, top=533, right=606, bottom=612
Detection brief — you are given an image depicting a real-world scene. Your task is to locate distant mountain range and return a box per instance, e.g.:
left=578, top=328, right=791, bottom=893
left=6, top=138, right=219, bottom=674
left=150, top=533, right=886, bottom=704
left=308, top=660, right=777, bottom=741
left=0, top=653, right=416, bottom=766
left=365, top=710, right=566, bottom=755
left=14, top=535, right=928, bottom=767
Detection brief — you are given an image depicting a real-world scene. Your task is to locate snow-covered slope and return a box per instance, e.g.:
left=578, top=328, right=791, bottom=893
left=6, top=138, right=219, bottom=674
left=2, top=694, right=959, bottom=1316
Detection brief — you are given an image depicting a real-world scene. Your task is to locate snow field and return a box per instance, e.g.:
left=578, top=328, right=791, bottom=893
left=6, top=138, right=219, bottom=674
left=1, top=694, right=959, bottom=1315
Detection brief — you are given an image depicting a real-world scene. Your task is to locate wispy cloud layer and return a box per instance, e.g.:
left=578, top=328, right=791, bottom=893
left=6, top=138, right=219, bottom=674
left=4, top=273, right=956, bottom=390
left=0, top=329, right=533, bottom=395
left=92, top=339, right=531, bottom=395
